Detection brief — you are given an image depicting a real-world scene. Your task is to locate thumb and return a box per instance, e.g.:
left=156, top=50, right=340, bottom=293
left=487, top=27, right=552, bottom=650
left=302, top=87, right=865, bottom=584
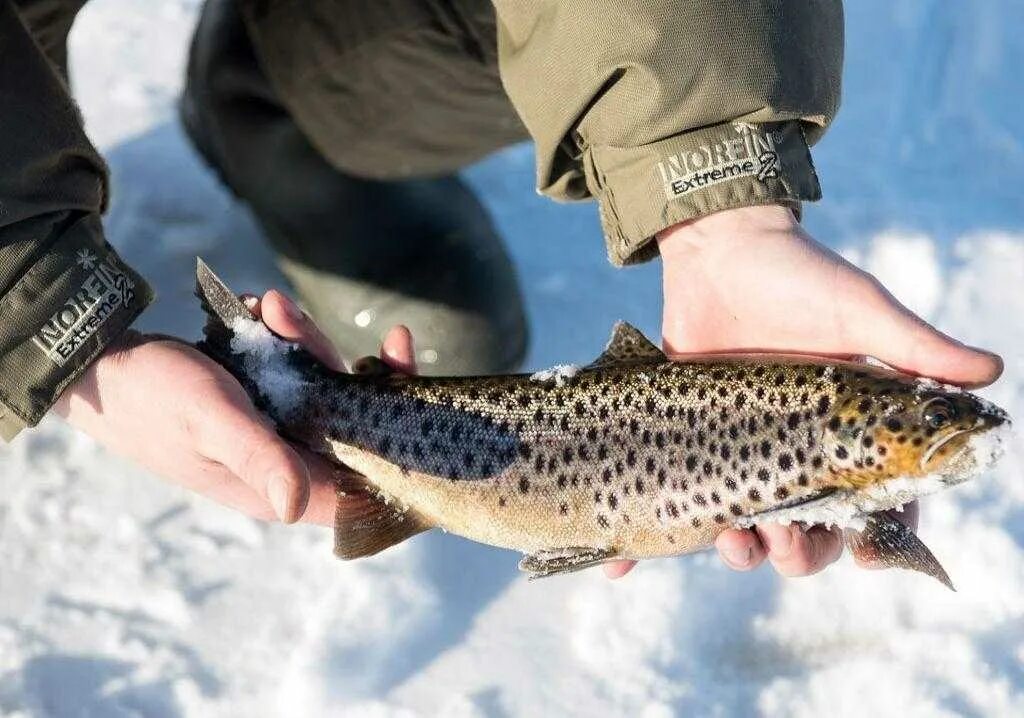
left=843, top=274, right=1003, bottom=388
left=194, top=387, right=311, bottom=523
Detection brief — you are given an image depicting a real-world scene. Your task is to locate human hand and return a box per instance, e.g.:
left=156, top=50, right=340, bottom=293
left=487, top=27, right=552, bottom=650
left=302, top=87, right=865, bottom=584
left=604, top=204, right=1002, bottom=580
left=55, top=290, right=416, bottom=526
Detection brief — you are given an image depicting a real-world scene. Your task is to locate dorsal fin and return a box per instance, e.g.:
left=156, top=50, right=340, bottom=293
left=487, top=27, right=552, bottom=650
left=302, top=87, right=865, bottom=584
left=587, top=321, right=666, bottom=368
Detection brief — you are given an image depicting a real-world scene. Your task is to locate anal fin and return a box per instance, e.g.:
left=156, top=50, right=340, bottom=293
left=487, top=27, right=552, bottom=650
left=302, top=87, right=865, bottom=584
left=334, top=469, right=432, bottom=560
left=844, top=511, right=955, bottom=591
left=518, top=547, right=617, bottom=579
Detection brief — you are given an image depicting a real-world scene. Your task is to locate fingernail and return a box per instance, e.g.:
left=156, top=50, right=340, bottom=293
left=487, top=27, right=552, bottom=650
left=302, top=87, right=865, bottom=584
left=279, top=294, right=305, bottom=323
left=761, top=525, right=794, bottom=559
left=268, top=475, right=292, bottom=522
left=722, top=546, right=752, bottom=569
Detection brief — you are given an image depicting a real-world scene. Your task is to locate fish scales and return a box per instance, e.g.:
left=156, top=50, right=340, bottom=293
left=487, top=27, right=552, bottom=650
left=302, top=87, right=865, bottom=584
left=303, top=361, right=846, bottom=557
left=196, top=260, right=1010, bottom=586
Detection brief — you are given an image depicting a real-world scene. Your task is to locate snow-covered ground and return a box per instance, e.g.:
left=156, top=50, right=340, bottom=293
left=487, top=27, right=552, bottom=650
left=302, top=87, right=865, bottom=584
left=1, top=0, right=1023, bottom=715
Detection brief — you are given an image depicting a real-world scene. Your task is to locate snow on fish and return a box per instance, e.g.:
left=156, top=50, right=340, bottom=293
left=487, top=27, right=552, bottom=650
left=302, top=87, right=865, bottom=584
left=196, top=260, right=1011, bottom=588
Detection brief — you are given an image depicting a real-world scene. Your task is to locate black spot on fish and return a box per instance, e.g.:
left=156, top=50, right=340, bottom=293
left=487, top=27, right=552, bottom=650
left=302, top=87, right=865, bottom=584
left=597, top=515, right=609, bottom=529
left=518, top=477, right=530, bottom=494
left=730, top=503, right=744, bottom=516
left=563, top=447, right=574, bottom=464
left=828, top=416, right=841, bottom=432
left=557, top=474, right=568, bottom=489
left=795, top=448, right=806, bottom=465
left=725, top=477, right=737, bottom=491
left=645, top=457, right=656, bottom=474
left=835, top=446, right=849, bottom=460
left=635, top=478, right=645, bottom=494
left=608, top=494, right=619, bottom=510
left=774, top=486, right=790, bottom=500
left=778, top=453, right=793, bottom=471
left=748, top=488, right=761, bottom=502
left=498, top=496, right=506, bottom=507
left=559, top=502, right=568, bottom=515
left=714, top=513, right=726, bottom=524
left=757, top=468, right=771, bottom=483
left=863, top=436, right=874, bottom=448
left=710, top=491, right=721, bottom=504
left=626, top=450, right=637, bottom=468
left=657, top=469, right=667, bottom=487
left=761, top=441, right=772, bottom=459
left=787, top=412, right=800, bottom=430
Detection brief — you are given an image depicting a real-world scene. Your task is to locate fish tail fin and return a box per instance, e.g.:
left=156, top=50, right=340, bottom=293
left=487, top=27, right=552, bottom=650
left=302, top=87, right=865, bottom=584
left=194, top=258, right=255, bottom=374
left=844, top=510, right=955, bottom=591
left=334, top=470, right=433, bottom=559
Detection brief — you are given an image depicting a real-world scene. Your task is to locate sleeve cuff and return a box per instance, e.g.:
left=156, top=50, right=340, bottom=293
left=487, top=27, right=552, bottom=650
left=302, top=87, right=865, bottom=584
left=583, top=120, right=822, bottom=266
left=0, top=214, right=152, bottom=440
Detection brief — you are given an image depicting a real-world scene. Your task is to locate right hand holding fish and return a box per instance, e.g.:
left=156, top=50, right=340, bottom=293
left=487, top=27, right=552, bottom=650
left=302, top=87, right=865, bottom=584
left=53, top=289, right=417, bottom=527
left=615, top=203, right=1003, bottom=581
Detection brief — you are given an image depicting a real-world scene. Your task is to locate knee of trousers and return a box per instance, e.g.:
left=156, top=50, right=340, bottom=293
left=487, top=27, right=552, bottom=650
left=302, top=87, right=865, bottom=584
left=236, top=0, right=529, bottom=180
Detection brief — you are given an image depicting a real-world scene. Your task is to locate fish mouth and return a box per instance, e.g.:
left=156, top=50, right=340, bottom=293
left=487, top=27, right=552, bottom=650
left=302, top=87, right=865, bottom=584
left=920, top=417, right=1009, bottom=475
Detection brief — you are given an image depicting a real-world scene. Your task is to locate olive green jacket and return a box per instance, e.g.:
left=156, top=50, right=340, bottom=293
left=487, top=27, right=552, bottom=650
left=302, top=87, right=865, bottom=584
left=0, top=0, right=842, bottom=440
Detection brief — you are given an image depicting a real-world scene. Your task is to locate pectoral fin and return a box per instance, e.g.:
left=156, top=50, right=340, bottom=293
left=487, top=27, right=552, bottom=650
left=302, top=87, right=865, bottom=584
left=844, top=511, right=954, bottom=591
left=519, top=547, right=618, bottom=579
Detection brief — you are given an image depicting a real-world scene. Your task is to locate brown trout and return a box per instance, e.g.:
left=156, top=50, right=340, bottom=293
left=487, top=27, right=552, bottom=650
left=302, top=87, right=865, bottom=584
left=196, top=260, right=1010, bottom=588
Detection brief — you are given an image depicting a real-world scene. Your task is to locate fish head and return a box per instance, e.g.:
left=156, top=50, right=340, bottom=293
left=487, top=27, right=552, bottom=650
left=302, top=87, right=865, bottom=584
left=822, top=375, right=1010, bottom=490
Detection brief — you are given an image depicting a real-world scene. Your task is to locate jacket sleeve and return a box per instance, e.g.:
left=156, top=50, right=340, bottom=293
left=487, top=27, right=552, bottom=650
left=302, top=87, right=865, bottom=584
left=492, top=0, right=844, bottom=265
left=0, top=0, right=152, bottom=441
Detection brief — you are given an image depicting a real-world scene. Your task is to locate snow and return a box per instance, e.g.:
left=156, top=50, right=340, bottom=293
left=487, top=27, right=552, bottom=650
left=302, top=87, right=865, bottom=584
left=529, top=364, right=581, bottom=387
left=1, top=0, right=1023, bottom=715
left=227, top=316, right=306, bottom=418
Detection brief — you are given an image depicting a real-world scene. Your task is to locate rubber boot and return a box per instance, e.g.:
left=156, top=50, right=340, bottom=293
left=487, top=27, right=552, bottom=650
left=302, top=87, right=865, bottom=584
left=179, top=0, right=528, bottom=374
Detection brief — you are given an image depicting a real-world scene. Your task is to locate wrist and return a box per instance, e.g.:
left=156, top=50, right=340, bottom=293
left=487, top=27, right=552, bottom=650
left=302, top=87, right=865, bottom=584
left=657, top=204, right=800, bottom=264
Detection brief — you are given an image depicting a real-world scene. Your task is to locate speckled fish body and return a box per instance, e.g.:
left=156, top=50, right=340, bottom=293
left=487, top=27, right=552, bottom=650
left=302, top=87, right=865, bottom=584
left=196, top=260, right=1010, bottom=586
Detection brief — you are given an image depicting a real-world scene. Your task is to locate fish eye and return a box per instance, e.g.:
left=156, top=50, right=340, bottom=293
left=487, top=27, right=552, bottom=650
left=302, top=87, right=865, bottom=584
left=922, top=398, right=957, bottom=429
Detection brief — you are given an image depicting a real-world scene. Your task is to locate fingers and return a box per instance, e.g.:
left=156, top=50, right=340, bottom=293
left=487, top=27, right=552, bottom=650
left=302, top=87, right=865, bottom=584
left=249, top=291, right=344, bottom=371
left=715, top=529, right=769, bottom=571
left=193, top=388, right=310, bottom=523
left=756, top=523, right=844, bottom=577
left=603, top=560, right=637, bottom=579
left=381, top=325, right=417, bottom=374
left=843, top=275, right=1003, bottom=388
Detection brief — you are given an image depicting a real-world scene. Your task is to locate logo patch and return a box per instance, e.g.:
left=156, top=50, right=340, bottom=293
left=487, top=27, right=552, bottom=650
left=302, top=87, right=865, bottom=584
left=656, top=125, right=780, bottom=200
left=33, top=254, right=135, bottom=366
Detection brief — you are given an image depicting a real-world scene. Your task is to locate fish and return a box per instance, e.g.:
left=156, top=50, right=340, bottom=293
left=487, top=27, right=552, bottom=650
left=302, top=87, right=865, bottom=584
left=195, top=259, right=1010, bottom=588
